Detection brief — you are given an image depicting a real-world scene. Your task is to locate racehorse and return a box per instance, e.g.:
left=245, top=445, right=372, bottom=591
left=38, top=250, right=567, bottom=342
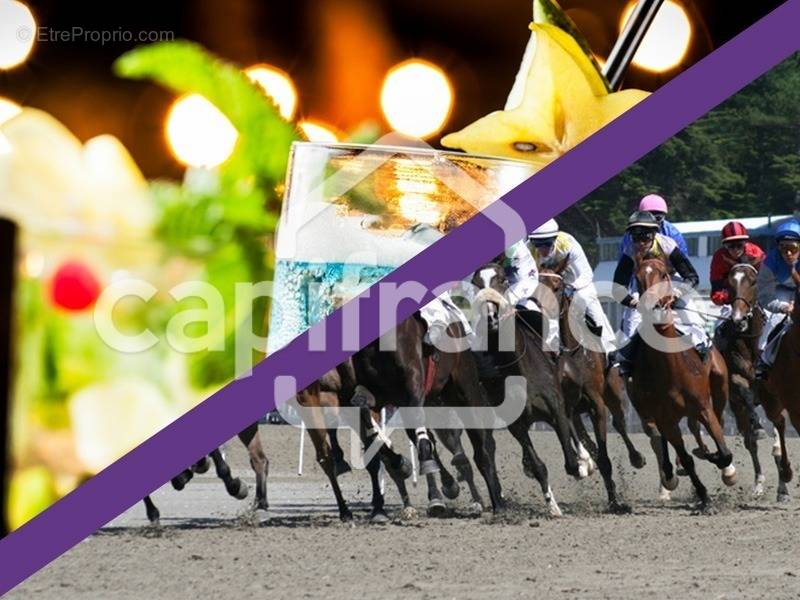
left=471, top=262, right=580, bottom=517
left=757, top=285, right=800, bottom=502
left=297, top=358, right=483, bottom=521
left=142, top=422, right=268, bottom=524
left=714, top=260, right=770, bottom=497
left=630, top=256, right=735, bottom=511
left=538, top=266, right=645, bottom=513
left=352, top=314, right=506, bottom=513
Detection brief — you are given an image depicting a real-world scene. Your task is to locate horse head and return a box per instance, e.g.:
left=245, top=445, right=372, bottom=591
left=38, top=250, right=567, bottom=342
left=471, top=262, right=510, bottom=333
left=635, top=255, right=675, bottom=323
left=728, top=259, right=759, bottom=330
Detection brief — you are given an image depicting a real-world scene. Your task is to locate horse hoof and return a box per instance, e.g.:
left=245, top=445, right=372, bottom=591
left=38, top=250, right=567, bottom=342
left=255, top=500, right=269, bottom=512
left=629, top=453, right=646, bottom=470
left=658, top=486, right=672, bottom=502
left=192, top=457, right=211, bottom=474
left=399, top=506, right=418, bottom=521
left=450, top=453, right=469, bottom=468
left=696, top=502, right=717, bottom=516
left=721, top=465, right=737, bottom=487
left=340, top=509, right=354, bottom=522
left=467, top=501, right=484, bottom=515
left=587, top=458, right=598, bottom=476
left=442, top=481, right=460, bottom=500
left=427, top=499, right=447, bottom=518
left=662, top=476, right=679, bottom=492
left=577, top=463, right=589, bottom=479
left=777, top=493, right=791, bottom=504
left=676, top=467, right=688, bottom=477
left=227, top=480, right=249, bottom=500
left=419, top=459, right=440, bottom=476
left=608, top=501, right=632, bottom=515
left=752, top=484, right=765, bottom=499
left=370, top=510, right=389, bottom=524
left=692, top=447, right=708, bottom=460
left=548, top=502, right=563, bottom=518
left=171, top=473, right=191, bottom=491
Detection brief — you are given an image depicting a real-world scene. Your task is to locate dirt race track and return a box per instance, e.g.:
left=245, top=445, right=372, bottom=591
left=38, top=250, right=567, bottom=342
left=9, top=425, right=800, bottom=600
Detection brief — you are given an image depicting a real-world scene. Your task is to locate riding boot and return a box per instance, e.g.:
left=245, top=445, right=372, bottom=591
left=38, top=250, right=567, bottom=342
left=613, top=333, right=640, bottom=377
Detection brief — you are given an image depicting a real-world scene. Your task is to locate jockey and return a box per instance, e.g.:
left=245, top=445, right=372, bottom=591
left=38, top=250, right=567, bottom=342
left=619, top=194, right=689, bottom=257
left=495, top=239, right=543, bottom=337
left=709, top=221, right=766, bottom=308
left=710, top=221, right=767, bottom=437
left=755, top=221, right=800, bottom=378
left=528, top=218, right=617, bottom=354
left=612, top=210, right=708, bottom=376
left=403, top=224, right=473, bottom=351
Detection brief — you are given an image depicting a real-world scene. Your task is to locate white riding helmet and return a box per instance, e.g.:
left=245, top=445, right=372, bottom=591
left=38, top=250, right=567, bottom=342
left=528, top=218, right=559, bottom=240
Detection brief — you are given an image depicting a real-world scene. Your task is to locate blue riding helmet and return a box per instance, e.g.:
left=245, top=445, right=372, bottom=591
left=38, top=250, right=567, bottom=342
left=775, top=220, right=800, bottom=241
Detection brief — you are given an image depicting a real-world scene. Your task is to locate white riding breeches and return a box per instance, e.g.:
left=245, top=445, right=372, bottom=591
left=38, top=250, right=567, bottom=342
left=621, top=300, right=709, bottom=348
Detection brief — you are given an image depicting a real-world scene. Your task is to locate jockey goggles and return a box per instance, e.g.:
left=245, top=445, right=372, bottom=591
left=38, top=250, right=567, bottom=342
left=630, top=228, right=656, bottom=243
left=779, top=240, right=800, bottom=253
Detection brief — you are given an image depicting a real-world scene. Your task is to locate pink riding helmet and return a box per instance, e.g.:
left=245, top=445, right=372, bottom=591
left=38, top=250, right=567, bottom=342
left=638, top=194, right=668, bottom=213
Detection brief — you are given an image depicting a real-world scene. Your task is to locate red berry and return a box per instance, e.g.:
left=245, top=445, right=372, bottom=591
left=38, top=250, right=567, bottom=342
left=50, top=260, right=102, bottom=311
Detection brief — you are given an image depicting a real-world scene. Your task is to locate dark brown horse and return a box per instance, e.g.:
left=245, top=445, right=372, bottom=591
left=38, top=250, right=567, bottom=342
left=757, top=286, right=800, bottom=502
left=352, top=314, right=505, bottom=512
left=471, top=262, right=580, bottom=517
left=714, top=260, right=769, bottom=496
left=142, top=422, right=268, bottom=524
left=538, top=267, right=645, bottom=513
left=631, top=257, right=735, bottom=511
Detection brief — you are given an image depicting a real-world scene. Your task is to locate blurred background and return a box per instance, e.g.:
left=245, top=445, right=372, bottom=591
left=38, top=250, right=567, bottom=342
left=0, top=0, right=786, bottom=179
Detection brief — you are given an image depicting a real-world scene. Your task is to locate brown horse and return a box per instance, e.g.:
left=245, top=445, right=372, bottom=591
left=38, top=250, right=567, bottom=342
left=756, top=285, right=800, bottom=502
left=714, top=260, right=769, bottom=496
left=471, top=262, right=580, bottom=517
left=538, top=267, right=645, bottom=513
left=352, top=314, right=505, bottom=512
left=630, top=257, right=735, bottom=510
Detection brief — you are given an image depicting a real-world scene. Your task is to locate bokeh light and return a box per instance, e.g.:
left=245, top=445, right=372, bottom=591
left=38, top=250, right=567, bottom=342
left=245, top=65, right=298, bottom=121
left=621, top=0, right=692, bottom=72
left=165, top=94, right=238, bottom=168
left=380, top=59, right=453, bottom=139
left=298, top=120, right=339, bottom=143
left=0, top=97, right=21, bottom=154
left=0, top=0, right=35, bottom=69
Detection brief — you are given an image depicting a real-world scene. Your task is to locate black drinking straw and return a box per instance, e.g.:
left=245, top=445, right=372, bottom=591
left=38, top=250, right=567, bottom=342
left=603, top=0, right=666, bottom=91
left=0, top=217, right=16, bottom=537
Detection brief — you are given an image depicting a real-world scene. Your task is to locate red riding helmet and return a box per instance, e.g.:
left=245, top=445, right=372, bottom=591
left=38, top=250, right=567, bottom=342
left=721, top=221, right=750, bottom=243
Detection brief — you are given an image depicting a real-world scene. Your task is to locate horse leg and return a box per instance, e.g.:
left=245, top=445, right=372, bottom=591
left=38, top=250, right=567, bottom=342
left=687, top=417, right=711, bottom=459
left=436, top=428, right=484, bottom=511
left=695, top=406, right=736, bottom=486
left=431, top=431, right=461, bottom=500
left=508, top=417, right=562, bottom=517
left=644, top=419, right=677, bottom=499
left=604, top=371, right=646, bottom=469
left=307, top=425, right=353, bottom=521
left=587, top=396, right=630, bottom=514
left=571, top=414, right=598, bottom=477
left=191, top=456, right=210, bottom=474
left=237, top=423, right=269, bottom=511
left=170, top=467, right=194, bottom=491
left=209, top=448, right=249, bottom=500
left=729, top=379, right=764, bottom=497
left=416, top=430, right=447, bottom=517
left=143, top=496, right=160, bottom=525
left=328, top=429, right=352, bottom=476
left=663, top=420, right=712, bottom=511
left=463, top=427, right=504, bottom=513
left=364, top=451, right=390, bottom=523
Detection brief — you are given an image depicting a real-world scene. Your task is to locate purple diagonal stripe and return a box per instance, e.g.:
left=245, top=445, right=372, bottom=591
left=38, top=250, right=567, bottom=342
left=2, top=1, right=799, bottom=593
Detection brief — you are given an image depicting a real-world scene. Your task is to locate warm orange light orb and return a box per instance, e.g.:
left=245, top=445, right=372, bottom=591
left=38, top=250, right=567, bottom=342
left=245, top=65, right=298, bottom=121
left=165, top=94, right=238, bottom=168
left=298, top=120, right=339, bottom=143
left=620, top=1, right=692, bottom=72
left=380, top=59, right=453, bottom=139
